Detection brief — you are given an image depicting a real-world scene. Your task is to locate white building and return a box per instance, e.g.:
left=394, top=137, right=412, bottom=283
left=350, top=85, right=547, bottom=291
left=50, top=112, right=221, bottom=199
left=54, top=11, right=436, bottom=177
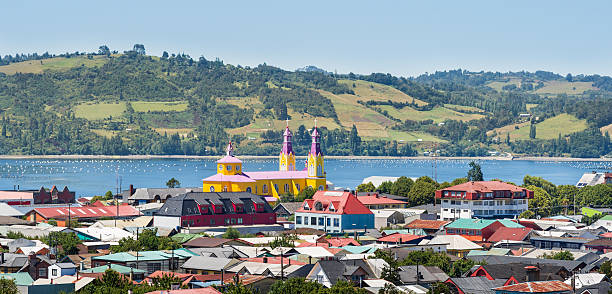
left=576, top=172, right=611, bottom=187
left=435, top=181, right=533, bottom=221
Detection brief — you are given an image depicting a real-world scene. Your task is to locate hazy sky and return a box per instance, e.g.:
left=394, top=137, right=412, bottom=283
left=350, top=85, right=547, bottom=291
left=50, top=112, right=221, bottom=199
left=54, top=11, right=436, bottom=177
left=1, top=0, right=611, bottom=77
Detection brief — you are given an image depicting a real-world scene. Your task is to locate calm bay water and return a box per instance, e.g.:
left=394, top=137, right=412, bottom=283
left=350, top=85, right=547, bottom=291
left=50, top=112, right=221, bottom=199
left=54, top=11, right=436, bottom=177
left=0, top=158, right=611, bottom=197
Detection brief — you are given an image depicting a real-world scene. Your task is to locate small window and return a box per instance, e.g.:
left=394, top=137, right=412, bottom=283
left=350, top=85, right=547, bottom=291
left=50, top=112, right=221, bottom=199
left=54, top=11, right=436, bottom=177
left=52, top=269, right=57, bottom=276
left=219, top=165, right=223, bottom=170
left=236, top=165, right=240, bottom=171
left=284, top=184, right=289, bottom=192
left=318, top=185, right=324, bottom=191
left=296, top=216, right=302, bottom=224
left=263, top=185, right=268, bottom=194
left=223, top=186, right=228, bottom=192
left=237, top=218, right=243, bottom=224
left=296, top=184, right=300, bottom=191
left=210, top=186, right=215, bottom=192
left=334, top=218, right=339, bottom=227
left=246, top=187, right=252, bottom=193
left=227, top=165, right=232, bottom=171
left=304, top=217, right=309, bottom=225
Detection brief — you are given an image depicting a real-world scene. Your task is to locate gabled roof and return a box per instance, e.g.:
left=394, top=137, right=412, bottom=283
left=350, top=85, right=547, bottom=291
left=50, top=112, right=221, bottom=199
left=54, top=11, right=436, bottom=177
left=377, top=234, right=424, bottom=243
left=181, top=256, right=237, bottom=271
left=82, top=263, right=146, bottom=274
left=473, top=263, right=566, bottom=283
left=325, top=237, right=360, bottom=247
left=356, top=193, right=408, bottom=205
left=487, top=227, right=533, bottom=242
left=182, top=237, right=234, bottom=248
left=30, top=205, right=141, bottom=219
left=493, top=281, right=572, bottom=293
left=296, top=191, right=372, bottom=215
left=446, top=218, right=498, bottom=230
left=441, top=181, right=528, bottom=193
left=447, top=276, right=507, bottom=294
left=273, top=202, right=302, bottom=215
left=406, top=219, right=450, bottom=230
left=426, top=235, right=482, bottom=251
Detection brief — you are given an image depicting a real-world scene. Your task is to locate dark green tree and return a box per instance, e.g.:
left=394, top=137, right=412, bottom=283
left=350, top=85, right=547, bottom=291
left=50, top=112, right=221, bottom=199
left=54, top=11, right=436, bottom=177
left=377, top=181, right=393, bottom=194
left=0, top=277, right=18, bottom=294
left=529, top=123, right=536, bottom=139
left=467, top=161, right=483, bottom=181
left=268, top=278, right=323, bottom=294
left=166, top=177, right=180, bottom=188
left=349, top=124, right=361, bottom=155
left=223, top=227, right=241, bottom=239
left=390, top=176, right=414, bottom=197
left=356, top=182, right=376, bottom=192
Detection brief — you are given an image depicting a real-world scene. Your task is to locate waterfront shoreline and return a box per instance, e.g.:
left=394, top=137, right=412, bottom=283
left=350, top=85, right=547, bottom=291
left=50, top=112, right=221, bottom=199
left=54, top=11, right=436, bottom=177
left=0, top=154, right=610, bottom=161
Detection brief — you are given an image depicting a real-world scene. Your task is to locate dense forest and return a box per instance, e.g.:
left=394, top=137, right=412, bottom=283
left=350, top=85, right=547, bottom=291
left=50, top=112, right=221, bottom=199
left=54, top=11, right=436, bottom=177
left=0, top=45, right=610, bottom=157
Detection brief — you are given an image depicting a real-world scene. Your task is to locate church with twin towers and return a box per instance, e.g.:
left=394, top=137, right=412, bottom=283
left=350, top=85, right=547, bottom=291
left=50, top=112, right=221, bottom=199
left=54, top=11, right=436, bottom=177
left=202, top=121, right=327, bottom=199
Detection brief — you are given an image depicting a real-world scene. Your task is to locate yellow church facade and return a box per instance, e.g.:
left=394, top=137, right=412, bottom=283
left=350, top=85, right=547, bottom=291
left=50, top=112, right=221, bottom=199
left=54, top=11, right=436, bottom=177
left=202, top=124, right=327, bottom=199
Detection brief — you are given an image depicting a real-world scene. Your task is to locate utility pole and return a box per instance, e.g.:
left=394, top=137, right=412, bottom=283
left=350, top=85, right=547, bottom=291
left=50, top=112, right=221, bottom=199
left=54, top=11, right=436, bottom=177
left=68, top=202, right=71, bottom=228
left=280, top=247, right=284, bottom=280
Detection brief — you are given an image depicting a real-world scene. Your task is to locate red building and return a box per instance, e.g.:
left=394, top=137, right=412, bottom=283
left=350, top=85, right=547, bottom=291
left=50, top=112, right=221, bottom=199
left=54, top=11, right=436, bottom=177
left=0, top=186, right=75, bottom=205
left=26, top=205, right=142, bottom=226
left=435, top=181, right=533, bottom=220
left=153, top=192, right=276, bottom=228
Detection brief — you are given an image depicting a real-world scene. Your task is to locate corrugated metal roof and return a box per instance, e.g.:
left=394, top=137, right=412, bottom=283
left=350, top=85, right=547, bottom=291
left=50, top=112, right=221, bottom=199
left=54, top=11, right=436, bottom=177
left=493, top=280, right=572, bottom=293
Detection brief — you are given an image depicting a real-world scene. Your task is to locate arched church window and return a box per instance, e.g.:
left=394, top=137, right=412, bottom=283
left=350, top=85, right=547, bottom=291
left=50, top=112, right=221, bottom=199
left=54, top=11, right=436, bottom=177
left=263, top=185, right=268, bottom=194
left=318, top=185, right=324, bottom=191
left=246, top=187, right=252, bottom=193
left=284, top=184, right=289, bottom=192
left=210, top=186, right=215, bottom=192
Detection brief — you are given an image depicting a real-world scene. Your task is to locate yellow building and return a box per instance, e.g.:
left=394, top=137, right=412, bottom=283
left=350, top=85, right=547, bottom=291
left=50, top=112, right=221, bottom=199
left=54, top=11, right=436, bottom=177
left=202, top=123, right=327, bottom=198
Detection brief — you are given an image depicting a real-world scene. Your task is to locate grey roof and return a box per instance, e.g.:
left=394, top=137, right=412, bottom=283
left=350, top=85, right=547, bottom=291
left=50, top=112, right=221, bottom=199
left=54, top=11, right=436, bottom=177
left=287, top=264, right=314, bottom=278
left=188, top=247, right=248, bottom=259
left=449, top=277, right=506, bottom=294
left=0, top=254, right=28, bottom=268
left=53, top=262, right=77, bottom=269
left=578, top=281, right=611, bottom=294
left=128, top=187, right=202, bottom=201
left=273, top=202, right=302, bottom=215
left=316, top=260, right=375, bottom=285
left=399, top=265, right=450, bottom=284
left=0, top=204, right=26, bottom=217
left=156, top=192, right=273, bottom=217
left=409, top=203, right=441, bottom=214
left=180, top=256, right=236, bottom=271
left=530, top=235, right=593, bottom=244
left=467, top=255, right=585, bottom=272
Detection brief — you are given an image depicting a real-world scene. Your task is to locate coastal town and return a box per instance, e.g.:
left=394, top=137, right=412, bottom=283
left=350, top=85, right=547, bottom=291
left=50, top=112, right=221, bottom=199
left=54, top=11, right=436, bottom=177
left=0, top=124, right=609, bottom=294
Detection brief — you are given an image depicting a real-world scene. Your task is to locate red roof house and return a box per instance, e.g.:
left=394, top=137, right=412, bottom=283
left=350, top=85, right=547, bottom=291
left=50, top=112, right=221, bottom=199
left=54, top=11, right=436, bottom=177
left=405, top=219, right=450, bottom=235
left=355, top=192, right=408, bottom=209
left=377, top=233, right=426, bottom=245
left=487, top=227, right=533, bottom=243
left=492, top=281, right=572, bottom=294
left=315, top=236, right=360, bottom=247
left=295, top=191, right=374, bottom=232
left=25, top=205, right=141, bottom=225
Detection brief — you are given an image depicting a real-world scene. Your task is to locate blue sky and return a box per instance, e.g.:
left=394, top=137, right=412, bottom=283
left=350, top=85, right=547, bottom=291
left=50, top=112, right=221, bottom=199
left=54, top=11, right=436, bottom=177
left=1, top=0, right=611, bottom=77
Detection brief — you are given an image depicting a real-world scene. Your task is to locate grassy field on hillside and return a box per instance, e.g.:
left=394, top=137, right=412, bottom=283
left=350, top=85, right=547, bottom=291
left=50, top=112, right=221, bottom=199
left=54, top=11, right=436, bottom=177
left=486, top=79, right=521, bottom=91
left=387, top=130, right=445, bottom=142
left=74, top=102, right=126, bottom=120
left=601, top=123, right=612, bottom=135
left=534, top=81, right=596, bottom=95
left=153, top=128, right=194, bottom=137
left=0, top=56, right=109, bottom=75
left=526, top=103, right=538, bottom=111
left=378, top=105, right=485, bottom=123
left=131, top=101, right=189, bottom=112
left=508, top=113, right=587, bottom=140
left=338, top=80, right=427, bottom=105
left=444, top=104, right=485, bottom=113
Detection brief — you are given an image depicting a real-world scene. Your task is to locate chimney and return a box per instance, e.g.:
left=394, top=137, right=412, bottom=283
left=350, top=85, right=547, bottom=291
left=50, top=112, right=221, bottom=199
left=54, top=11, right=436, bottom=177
left=79, top=261, right=84, bottom=271
left=107, top=262, right=111, bottom=269
left=129, top=184, right=135, bottom=196
left=525, top=266, right=540, bottom=282
left=1, top=252, right=4, bottom=264
left=263, top=257, right=268, bottom=263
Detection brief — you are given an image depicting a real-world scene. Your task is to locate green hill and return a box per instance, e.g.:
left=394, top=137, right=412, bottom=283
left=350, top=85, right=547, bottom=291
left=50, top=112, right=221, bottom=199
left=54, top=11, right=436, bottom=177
left=0, top=49, right=610, bottom=157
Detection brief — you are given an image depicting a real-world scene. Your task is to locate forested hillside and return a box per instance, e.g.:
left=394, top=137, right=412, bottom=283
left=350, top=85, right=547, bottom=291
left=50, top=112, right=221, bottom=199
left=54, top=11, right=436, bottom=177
left=0, top=45, right=610, bottom=157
